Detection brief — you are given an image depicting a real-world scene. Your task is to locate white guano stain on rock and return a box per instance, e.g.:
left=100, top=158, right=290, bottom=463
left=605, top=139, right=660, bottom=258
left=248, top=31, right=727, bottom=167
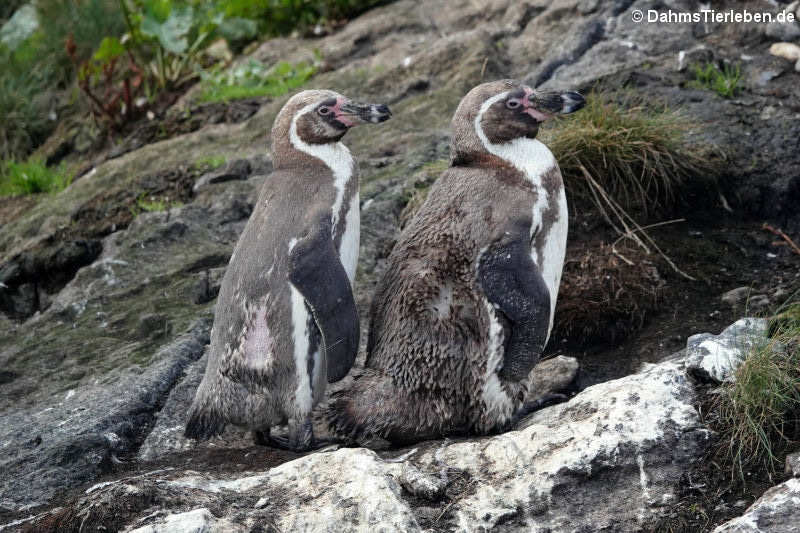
left=413, top=360, right=708, bottom=531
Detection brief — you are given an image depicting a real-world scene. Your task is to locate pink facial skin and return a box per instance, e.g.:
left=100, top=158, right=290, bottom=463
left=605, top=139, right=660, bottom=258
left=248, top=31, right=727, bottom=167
left=521, top=87, right=553, bottom=122
left=332, top=98, right=355, bottom=127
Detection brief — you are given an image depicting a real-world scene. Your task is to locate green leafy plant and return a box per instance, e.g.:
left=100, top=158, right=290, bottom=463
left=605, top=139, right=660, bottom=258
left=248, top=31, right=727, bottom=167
left=1, top=0, right=125, bottom=160
left=197, top=58, right=316, bottom=103
left=0, top=159, right=72, bottom=196
left=689, top=62, right=742, bottom=98
left=117, top=0, right=224, bottom=91
left=68, top=34, right=145, bottom=128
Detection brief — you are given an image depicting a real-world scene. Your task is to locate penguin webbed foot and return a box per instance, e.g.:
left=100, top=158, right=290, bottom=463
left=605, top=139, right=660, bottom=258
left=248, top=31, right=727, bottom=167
left=253, top=418, right=335, bottom=452
left=505, top=393, right=568, bottom=430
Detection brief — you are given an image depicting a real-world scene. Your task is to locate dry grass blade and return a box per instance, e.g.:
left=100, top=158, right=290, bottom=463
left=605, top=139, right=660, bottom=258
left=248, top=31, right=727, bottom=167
left=579, top=165, right=697, bottom=281
left=762, top=223, right=800, bottom=256
left=544, top=91, right=722, bottom=213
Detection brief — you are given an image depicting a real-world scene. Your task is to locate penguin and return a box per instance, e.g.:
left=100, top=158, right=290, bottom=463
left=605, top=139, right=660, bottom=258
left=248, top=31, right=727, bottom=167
left=185, top=90, right=391, bottom=451
left=328, top=80, right=584, bottom=444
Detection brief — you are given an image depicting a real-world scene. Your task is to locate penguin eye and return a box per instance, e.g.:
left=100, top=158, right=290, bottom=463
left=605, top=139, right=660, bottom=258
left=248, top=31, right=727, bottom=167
left=506, top=99, right=521, bottom=110
left=318, top=106, right=331, bottom=115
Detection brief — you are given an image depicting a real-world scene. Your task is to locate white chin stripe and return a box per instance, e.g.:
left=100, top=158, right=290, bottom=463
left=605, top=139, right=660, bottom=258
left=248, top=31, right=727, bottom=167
left=289, top=103, right=355, bottom=233
left=474, top=92, right=567, bottom=344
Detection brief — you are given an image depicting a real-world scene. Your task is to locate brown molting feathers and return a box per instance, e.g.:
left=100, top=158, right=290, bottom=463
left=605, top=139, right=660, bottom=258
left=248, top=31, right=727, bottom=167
left=328, top=80, right=585, bottom=445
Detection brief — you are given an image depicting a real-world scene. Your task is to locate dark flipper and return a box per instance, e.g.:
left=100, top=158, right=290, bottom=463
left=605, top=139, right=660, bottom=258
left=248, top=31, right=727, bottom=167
left=288, top=213, right=359, bottom=383
left=477, top=220, right=551, bottom=381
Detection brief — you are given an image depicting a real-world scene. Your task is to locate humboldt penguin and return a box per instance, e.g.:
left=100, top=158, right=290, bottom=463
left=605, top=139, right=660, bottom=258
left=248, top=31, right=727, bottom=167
left=186, top=90, right=391, bottom=451
left=328, top=80, right=584, bottom=444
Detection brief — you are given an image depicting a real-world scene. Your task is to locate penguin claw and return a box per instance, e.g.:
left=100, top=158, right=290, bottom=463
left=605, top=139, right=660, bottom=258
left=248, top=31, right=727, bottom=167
left=504, top=393, right=569, bottom=431
left=253, top=419, right=338, bottom=452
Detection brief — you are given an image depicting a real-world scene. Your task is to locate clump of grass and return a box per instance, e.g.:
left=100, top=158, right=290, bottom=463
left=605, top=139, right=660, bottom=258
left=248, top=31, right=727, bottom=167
left=712, top=309, right=800, bottom=482
left=195, top=155, right=227, bottom=170
left=0, top=159, right=72, bottom=196
left=198, top=59, right=316, bottom=103
left=544, top=91, right=720, bottom=213
left=689, top=62, right=742, bottom=99
left=130, top=194, right=183, bottom=215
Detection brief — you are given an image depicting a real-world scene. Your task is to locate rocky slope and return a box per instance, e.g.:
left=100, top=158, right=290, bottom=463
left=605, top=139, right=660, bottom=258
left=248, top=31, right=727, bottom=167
left=1, top=0, right=799, bottom=531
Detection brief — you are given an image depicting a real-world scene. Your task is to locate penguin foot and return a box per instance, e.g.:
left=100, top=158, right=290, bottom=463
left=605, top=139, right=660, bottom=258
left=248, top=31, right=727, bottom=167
left=253, top=418, right=334, bottom=452
left=506, top=393, right=568, bottom=430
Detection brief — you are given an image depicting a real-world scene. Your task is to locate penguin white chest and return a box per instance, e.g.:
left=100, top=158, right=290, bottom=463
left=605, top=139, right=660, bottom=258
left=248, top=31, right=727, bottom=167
left=476, top=136, right=568, bottom=330
left=289, top=109, right=359, bottom=282
left=317, top=144, right=358, bottom=283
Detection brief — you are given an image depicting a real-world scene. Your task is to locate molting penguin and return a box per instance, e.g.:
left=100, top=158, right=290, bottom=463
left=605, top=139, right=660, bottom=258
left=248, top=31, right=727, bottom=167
left=185, top=90, right=391, bottom=451
left=328, top=80, right=584, bottom=444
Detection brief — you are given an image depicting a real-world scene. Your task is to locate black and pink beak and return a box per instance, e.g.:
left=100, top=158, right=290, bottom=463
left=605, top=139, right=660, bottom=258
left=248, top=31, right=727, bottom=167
left=524, top=88, right=585, bottom=121
left=334, top=98, right=392, bottom=127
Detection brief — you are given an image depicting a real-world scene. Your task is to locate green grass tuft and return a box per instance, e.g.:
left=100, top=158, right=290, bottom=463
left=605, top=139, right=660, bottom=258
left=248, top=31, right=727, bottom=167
left=542, top=91, right=721, bottom=212
left=712, top=310, right=800, bottom=482
left=689, top=62, right=742, bottom=99
left=0, top=159, right=72, bottom=196
left=131, top=194, right=183, bottom=215
left=198, top=59, right=316, bottom=103
left=195, top=155, right=227, bottom=170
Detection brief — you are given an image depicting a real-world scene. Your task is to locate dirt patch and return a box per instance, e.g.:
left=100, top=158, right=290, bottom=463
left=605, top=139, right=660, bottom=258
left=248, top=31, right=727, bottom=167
left=550, top=211, right=800, bottom=389
left=555, top=241, right=665, bottom=345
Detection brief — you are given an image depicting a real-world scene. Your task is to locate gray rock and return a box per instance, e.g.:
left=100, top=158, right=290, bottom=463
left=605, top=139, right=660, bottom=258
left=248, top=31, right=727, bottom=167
left=787, top=451, right=800, bottom=477
left=0, top=319, right=210, bottom=509
left=721, top=286, right=751, bottom=307
left=193, top=158, right=252, bottom=192
left=713, top=478, right=800, bottom=532
left=766, top=20, right=800, bottom=42
left=677, top=46, right=714, bottom=71
left=685, top=318, right=768, bottom=382
left=128, top=507, right=244, bottom=533
left=0, top=4, right=38, bottom=50
left=2, top=0, right=800, bottom=522
left=398, top=463, right=445, bottom=501
left=20, top=358, right=709, bottom=532
left=529, top=354, right=579, bottom=398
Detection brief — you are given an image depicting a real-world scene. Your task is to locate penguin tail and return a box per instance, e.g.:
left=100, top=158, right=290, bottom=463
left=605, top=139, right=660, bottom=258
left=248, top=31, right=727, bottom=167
left=184, top=391, right=225, bottom=441
left=326, top=370, right=439, bottom=445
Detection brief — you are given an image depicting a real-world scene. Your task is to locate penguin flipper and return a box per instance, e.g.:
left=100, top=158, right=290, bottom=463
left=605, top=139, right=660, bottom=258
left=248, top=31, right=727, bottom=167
left=477, top=219, right=551, bottom=382
left=288, top=213, right=359, bottom=383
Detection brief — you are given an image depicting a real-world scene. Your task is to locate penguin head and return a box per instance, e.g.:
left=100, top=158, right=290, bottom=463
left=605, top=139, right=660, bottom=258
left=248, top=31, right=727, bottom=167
left=450, top=80, right=585, bottom=164
left=273, top=90, right=391, bottom=148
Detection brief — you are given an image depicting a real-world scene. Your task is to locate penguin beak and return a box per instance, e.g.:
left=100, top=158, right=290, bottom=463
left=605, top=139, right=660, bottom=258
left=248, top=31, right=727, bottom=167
left=337, top=101, right=392, bottom=126
left=526, top=90, right=586, bottom=120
